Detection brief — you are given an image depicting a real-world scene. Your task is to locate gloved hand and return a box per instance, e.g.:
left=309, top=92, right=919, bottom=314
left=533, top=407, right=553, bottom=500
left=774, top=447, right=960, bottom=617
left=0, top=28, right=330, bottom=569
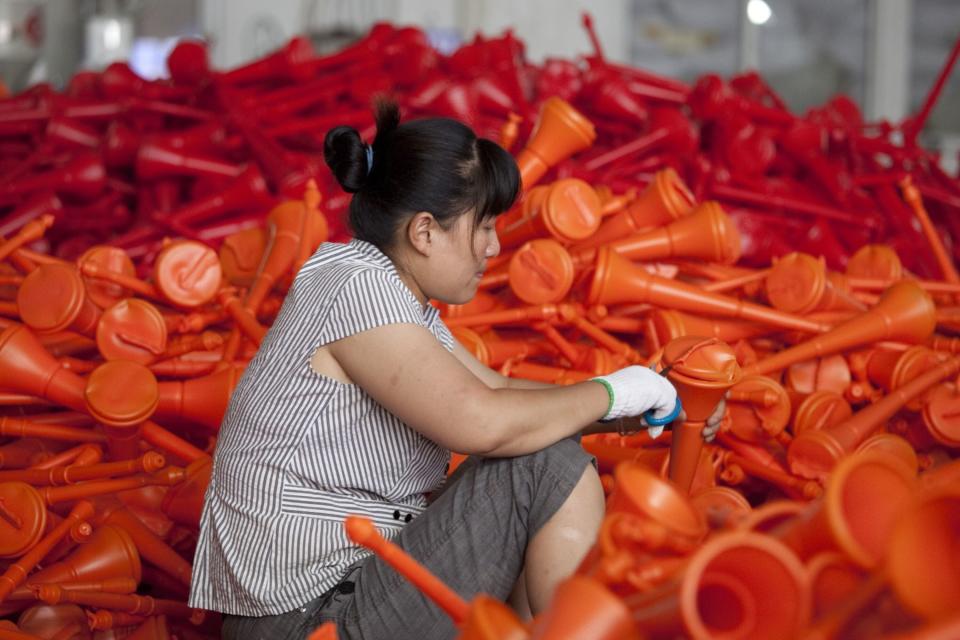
left=592, top=365, right=679, bottom=425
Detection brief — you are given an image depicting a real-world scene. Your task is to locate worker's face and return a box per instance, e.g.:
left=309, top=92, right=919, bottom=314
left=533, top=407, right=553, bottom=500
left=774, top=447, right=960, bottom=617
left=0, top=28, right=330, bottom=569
left=428, top=212, right=500, bottom=305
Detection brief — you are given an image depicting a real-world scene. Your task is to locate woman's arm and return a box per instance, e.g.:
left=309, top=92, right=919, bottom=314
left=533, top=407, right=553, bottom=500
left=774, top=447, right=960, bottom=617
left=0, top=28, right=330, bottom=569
left=447, top=338, right=726, bottom=441
left=448, top=339, right=616, bottom=432
left=328, top=323, right=610, bottom=457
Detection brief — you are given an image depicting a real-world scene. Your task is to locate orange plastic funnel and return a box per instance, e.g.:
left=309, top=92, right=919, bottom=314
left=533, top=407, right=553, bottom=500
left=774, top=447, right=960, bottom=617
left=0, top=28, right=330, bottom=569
left=587, top=248, right=829, bottom=334
left=0, top=500, right=94, bottom=603
left=574, top=168, right=695, bottom=251
left=155, top=364, right=241, bottom=431
left=529, top=576, right=640, bottom=640
left=886, top=487, right=960, bottom=621
left=445, top=304, right=560, bottom=329
left=0, top=325, right=86, bottom=412
left=345, top=515, right=469, bottom=623
left=738, top=499, right=806, bottom=534
left=743, top=281, right=937, bottom=377
left=788, top=356, right=960, bottom=480
left=245, top=199, right=305, bottom=313
left=515, top=97, right=596, bottom=190
left=625, top=531, right=811, bottom=640
left=660, top=337, right=742, bottom=493
left=160, top=456, right=211, bottom=528
left=17, top=603, right=90, bottom=639
left=774, top=452, right=916, bottom=567
left=649, top=309, right=770, bottom=345
left=576, top=201, right=740, bottom=268
left=806, top=551, right=865, bottom=618
left=93, top=496, right=192, bottom=586
left=27, top=524, right=141, bottom=586
left=579, top=438, right=669, bottom=475
left=605, top=461, right=706, bottom=542
left=35, top=586, right=199, bottom=622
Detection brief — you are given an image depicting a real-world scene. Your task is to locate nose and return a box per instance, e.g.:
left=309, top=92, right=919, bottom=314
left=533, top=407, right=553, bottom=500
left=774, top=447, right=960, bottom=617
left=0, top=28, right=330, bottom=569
left=486, top=229, right=500, bottom=259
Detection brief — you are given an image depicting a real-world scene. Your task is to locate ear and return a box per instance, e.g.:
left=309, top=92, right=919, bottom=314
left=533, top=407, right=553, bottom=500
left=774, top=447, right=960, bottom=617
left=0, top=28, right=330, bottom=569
left=406, top=211, right=437, bottom=257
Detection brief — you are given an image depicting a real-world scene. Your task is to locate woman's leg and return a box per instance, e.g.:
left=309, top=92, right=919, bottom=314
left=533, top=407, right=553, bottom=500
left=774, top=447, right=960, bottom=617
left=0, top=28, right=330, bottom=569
left=522, top=463, right=605, bottom=612
left=334, top=437, right=598, bottom=640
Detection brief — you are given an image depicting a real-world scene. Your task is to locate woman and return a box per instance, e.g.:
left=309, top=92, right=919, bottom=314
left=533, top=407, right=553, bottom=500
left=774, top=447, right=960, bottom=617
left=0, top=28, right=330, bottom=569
left=189, top=100, right=722, bottom=640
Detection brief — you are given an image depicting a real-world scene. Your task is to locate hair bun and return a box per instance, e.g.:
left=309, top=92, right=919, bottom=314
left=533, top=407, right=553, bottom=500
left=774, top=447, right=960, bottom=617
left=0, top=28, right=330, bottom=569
left=372, top=98, right=401, bottom=144
left=323, top=126, right=367, bottom=193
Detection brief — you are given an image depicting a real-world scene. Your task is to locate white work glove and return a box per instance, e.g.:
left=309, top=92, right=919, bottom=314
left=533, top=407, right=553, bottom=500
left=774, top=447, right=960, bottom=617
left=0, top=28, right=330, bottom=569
left=592, top=366, right=679, bottom=438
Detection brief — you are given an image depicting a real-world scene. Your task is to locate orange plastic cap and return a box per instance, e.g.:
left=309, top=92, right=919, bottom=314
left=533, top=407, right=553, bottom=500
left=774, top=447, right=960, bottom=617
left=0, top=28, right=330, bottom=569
left=0, top=481, right=46, bottom=558
left=765, top=253, right=826, bottom=314
left=921, top=383, right=960, bottom=447
left=690, top=486, right=751, bottom=529
left=154, top=240, right=223, bottom=308
left=84, top=360, right=159, bottom=427
left=77, top=245, right=136, bottom=309
left=845, top=244, right=903, bottom=281
left=17, top=263, right=88, bottom=334
left=785, top=355, right=851, bottom=395
left=96, top=298, right=168, bottom=364
left=663, top=336, right=742, bottom=387
left=541, top=179, right=602, bottom=243
left=508, top=239, right=575, bottom=304
left=791, top=391, right=852, bottom=435
left=890, top=346, right=943, bottom=411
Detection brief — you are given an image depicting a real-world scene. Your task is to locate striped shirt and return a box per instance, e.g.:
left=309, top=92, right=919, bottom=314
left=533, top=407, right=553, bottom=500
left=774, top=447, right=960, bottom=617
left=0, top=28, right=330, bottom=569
left=188, top=239, right=454, bottom=616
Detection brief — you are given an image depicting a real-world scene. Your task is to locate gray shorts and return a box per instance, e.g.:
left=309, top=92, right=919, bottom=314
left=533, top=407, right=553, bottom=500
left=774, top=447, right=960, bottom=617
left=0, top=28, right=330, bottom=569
left=220, top=437, right=594, bottom=640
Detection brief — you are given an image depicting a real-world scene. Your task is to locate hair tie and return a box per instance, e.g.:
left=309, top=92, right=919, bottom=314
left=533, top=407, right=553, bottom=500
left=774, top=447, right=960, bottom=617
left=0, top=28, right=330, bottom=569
left=364, top=145, right=374, bottom=176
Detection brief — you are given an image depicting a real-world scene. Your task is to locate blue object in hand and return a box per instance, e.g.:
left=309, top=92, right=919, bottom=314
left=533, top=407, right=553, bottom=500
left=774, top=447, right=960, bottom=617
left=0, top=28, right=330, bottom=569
left=643, top=397, right=683, bottom=427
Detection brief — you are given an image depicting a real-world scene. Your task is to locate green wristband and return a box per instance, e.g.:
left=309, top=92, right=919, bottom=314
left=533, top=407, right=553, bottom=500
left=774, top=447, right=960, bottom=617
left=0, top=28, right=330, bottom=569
left=592, top=378, right=616, bottom=422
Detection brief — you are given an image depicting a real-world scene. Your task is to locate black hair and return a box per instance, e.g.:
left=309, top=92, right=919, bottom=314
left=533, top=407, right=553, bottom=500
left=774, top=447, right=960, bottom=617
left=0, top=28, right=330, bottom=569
left=323, top=98, right=520, bottom=249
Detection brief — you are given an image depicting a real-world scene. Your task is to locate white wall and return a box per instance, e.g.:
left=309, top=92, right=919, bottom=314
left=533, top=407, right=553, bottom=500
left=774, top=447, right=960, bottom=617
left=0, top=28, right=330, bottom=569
left=201, top=0, right=631, bottom=69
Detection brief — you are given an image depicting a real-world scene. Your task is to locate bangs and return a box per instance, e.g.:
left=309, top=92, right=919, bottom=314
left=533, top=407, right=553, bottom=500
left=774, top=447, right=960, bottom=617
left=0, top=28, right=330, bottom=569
left=468, top=138, right=521, bottom=222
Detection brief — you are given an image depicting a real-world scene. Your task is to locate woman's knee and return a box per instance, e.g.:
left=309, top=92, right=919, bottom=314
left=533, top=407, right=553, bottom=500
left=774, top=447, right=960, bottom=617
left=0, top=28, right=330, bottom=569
left=514, top=436, right=595, bottom=482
